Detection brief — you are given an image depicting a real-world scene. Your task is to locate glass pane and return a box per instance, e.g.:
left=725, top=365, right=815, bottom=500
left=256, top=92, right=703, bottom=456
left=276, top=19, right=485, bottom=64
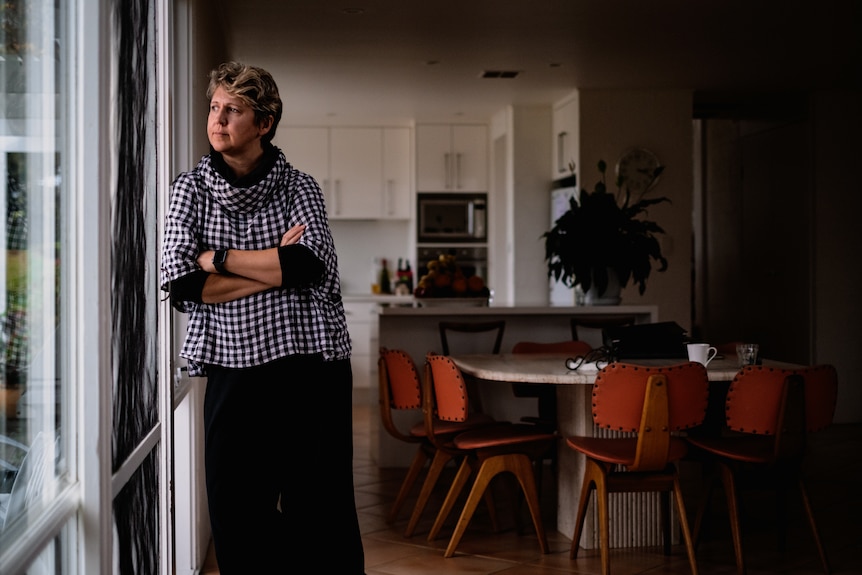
left=0, top=0, right=69, bottom=553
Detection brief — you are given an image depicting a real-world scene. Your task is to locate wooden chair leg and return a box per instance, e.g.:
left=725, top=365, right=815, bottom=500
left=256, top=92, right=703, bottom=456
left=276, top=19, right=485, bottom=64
left=798, top=477, right=831, bottom=574
left=510, top=454, right=549, bottom=554
left=405, top=449, right=451, bottom=537
left=569, top=459, right=599, bottom=559
left=443, top=457, right=500, bottom=557
left=718, top=463, right=746, bottom=575
left=428, top=458, right=474, bottom=542
left=443, top=454, right=548, bottom=558
left=673, top=475, right=700, bottom=575
left=387, top=447, right=429, bottom=523
left=595, top=465, right=611, bottom=575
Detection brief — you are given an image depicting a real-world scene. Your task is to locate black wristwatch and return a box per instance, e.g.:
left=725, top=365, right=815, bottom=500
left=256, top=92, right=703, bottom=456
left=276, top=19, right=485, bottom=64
left=212, top=249, right=228, bottom=274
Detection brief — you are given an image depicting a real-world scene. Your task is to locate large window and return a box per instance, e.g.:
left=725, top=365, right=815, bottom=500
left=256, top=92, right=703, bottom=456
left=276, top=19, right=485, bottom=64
left=0, top=0, right=73, bottom=571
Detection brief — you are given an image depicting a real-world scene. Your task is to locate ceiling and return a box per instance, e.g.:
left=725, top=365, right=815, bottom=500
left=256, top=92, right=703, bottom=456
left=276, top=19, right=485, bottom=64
left=212, top=0, right=861, bottom=124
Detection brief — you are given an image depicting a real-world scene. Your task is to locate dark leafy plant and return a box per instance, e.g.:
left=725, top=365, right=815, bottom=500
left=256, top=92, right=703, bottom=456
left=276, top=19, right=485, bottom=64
left=543, top=160, right=669, bottom=297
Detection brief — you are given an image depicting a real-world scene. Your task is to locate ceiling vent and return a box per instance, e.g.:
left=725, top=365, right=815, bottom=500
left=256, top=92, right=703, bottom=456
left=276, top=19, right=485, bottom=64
left=480, top=70, right=521, bottom=79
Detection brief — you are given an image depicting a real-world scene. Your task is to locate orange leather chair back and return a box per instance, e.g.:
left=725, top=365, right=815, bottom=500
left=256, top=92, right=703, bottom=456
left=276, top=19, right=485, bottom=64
left=724, top=366, right=791, bottom=434
left=592, top=362, right=710, bottom=432
left=725, top=364, right=838, bottom=434
left=425, top=353, right=470, bottom=422
left=379, top=347, right=422, bottom=409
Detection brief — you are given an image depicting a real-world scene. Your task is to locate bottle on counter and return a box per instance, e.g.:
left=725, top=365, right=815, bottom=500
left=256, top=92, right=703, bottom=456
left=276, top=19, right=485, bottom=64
left=379, top=258, right=392, bottom=294
left=404, top=260, right=414, bottom=292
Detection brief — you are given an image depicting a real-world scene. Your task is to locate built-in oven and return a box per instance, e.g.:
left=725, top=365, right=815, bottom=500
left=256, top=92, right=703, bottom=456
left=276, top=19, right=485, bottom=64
left=416, top=245, right=488, bottom=283
left=416, top=192, right=487, bottom=243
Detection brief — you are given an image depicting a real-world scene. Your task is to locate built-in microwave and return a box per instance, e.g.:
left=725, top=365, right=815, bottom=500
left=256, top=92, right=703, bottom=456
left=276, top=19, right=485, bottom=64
left=417, top=192, right=487, bottom=243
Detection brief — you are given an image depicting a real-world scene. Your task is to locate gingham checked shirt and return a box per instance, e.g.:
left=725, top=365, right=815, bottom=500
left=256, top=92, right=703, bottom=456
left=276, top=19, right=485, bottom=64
left=160, top=149, right=351, bottom=376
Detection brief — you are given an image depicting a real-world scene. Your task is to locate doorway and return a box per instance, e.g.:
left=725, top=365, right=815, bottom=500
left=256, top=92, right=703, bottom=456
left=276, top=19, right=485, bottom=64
left=692, top=93, right=811, bottom=363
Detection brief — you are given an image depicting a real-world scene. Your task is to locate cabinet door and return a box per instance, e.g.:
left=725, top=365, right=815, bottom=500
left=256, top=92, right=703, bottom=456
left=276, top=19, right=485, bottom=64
left=415, top=124, right=452, bottom=191
left=451, top=125, right=487, bottom=191
left=330, top=127, right=383, bottom=219
left=552, top=95, right=579, bottom=179
left=343, top=302, right=379, bottom=389
left=382, top=127, right=411, bottom=219
left=279, top=126, right=329, bottom=191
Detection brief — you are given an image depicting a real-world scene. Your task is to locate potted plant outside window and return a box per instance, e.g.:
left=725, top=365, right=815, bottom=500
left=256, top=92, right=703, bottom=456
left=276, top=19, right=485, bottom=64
left=543, top=160, right=669, bottom=304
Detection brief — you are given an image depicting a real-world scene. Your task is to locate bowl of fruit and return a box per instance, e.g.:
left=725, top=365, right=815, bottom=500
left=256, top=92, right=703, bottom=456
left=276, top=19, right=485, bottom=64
left=413, top=253, right=491, bottom=307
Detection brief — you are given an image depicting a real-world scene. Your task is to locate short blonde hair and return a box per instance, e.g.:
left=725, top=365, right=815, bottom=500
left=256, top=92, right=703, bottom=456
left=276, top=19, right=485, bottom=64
left=207, top=62, right=282, bottom=144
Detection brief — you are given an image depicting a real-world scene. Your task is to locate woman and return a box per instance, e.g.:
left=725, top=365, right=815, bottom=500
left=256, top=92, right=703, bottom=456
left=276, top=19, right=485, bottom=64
left=160, top=62, right=364, bottom=573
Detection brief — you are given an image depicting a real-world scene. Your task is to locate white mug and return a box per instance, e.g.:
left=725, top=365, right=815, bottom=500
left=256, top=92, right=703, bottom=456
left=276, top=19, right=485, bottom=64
left=687, top=343, right=718, bottom=366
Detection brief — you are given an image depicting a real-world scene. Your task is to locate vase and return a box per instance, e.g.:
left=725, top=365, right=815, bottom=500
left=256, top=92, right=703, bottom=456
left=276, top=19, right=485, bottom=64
left=583, top=268, right=622, bottom=305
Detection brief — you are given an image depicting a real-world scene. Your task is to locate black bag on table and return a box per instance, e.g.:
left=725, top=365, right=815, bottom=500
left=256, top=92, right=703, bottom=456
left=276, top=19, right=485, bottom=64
left=602, top=321, right=689, bottom=360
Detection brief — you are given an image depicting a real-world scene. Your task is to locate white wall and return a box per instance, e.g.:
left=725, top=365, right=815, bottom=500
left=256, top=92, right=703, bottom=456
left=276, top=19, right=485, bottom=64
left=329, top=220, right=412, bottom=295
left=577, top=90, right=695, bottom=330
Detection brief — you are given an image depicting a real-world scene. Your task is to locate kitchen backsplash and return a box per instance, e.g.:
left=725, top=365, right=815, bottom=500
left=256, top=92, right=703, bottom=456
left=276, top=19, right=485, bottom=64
left=329, top=219, right=413, bottom=295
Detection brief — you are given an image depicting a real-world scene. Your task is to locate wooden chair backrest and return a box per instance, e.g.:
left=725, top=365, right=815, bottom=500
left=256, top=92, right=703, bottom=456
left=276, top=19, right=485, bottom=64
left=592, top=362, right=709, bottom=472
left=439, top=320, right=506, bottom=355
left=725, top=364, right=838, bottom=462
left=378, top=347, right=423, bottom=443
left=379, top=347, right=422, bottom=409
left=424, top=353, right=471, bottom=423
left=592, top=362, right=710, bottom=432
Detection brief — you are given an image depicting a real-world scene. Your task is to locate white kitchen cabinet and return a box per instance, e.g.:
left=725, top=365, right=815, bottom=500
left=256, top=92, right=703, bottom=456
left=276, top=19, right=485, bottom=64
left=416, top=124, right=487, bottom=192
left=381, top=127, right=412, bottom=219
left=279, top=126, right=412, bottom=220
left=330, top=127, right=383, bottom=219
left=280, top=126, right=330, bottom=187
left=343, top=301, right=380, bottom=389
left=552, top=92, right=579, bottom=180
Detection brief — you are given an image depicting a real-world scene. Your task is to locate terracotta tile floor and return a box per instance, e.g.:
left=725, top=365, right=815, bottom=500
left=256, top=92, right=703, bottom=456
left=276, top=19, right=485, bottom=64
left=205, top=390, right=862, bottom=574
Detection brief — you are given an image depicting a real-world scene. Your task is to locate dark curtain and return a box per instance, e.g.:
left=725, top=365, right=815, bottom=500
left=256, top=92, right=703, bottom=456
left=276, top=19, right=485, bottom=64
left=111, top=0, right=159, bottom=573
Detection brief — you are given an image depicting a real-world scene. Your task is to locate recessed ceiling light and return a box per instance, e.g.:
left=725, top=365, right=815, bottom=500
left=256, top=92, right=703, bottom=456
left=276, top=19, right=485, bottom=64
left=480, top=70, right=521, bottom=79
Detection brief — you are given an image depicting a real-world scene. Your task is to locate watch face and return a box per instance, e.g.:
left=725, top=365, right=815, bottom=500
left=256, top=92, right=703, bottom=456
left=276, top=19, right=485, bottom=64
left=616, top=147, right=661, bottom=196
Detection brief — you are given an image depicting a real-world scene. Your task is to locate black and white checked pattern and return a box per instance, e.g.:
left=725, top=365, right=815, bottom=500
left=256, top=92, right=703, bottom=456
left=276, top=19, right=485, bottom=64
left=160, top=150, right=350, bottom=376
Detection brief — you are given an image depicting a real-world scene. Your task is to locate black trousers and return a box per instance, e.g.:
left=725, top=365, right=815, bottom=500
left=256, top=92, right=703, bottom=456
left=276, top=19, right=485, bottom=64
left=204, top=355, right=364, bottom=574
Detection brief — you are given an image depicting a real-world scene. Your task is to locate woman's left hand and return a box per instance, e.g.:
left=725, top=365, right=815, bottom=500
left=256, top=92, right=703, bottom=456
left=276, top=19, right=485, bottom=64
left=280, top=224, right=306, bottom=246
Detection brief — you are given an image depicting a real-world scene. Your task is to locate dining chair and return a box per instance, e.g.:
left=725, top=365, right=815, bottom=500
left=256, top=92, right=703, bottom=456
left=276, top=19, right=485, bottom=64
left=685, top=364, right=838, bottom=575
left=423, top=352, right=556, bottom=558
left=377, top=347, right=498, bottom=536
left=565, top=361, right=709, bottom=575
left=438, top=319, right=506, bottom=355
left=438, top=319, right=506, bottom=413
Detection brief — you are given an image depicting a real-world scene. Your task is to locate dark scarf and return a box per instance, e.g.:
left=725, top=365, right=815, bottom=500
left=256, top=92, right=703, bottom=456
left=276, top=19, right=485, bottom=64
left=209, top=142, right=279, bottom=188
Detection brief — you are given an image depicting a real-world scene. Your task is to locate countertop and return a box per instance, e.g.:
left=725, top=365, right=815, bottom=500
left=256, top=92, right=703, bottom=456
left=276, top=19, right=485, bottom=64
left=342, top=294, right=416, bottom=305
left=378, top=304, right=658, bottom=317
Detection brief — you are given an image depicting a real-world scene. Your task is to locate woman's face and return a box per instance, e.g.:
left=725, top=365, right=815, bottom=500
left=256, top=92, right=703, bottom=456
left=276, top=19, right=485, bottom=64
left=208, top=86, right=271, bottom=159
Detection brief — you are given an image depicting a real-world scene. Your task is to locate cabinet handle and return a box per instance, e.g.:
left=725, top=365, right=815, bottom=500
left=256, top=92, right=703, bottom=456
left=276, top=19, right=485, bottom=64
left=456, top=153, right=462, bottom=189
left=386, top=179, right=395, bottom=215
left=444, top=152, right=451, bottom=189
left=334, top=179, right=341, bottom=215
left=322, top=179, right=331, bottom=212
left=557, top=132, right=568, bottom=174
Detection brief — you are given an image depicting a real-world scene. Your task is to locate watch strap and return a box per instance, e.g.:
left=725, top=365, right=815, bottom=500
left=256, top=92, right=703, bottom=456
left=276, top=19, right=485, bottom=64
left=212, top=249, right=228, bottom=274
